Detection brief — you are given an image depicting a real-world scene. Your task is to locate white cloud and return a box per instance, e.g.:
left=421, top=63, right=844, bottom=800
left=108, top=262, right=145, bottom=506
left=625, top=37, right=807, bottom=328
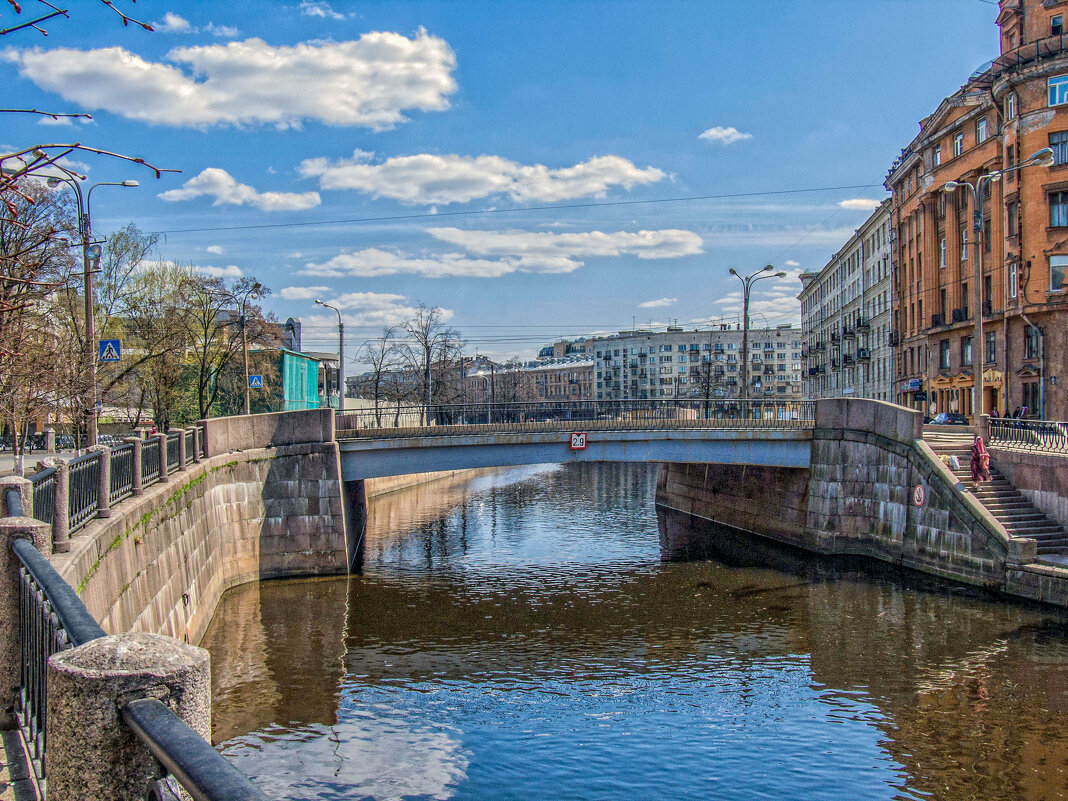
left=783, top=259, right=800, bottom=267
left=194, top=264, right=244, bottom=279
left=37, top=115, right=73, bottom=126
left=838, top=198, right=885, bottom=211
left=206, top=23, right=240, bottom=38
left=299, top=1, right=346, bottom=19
left=156, top=12, right=193, bottom=33
left=299, top=151, right=665, bottom=205
left=279, top=285, right=332, bottom=300
left=159, top=168, right=321, bottom=211
left=322, top=292, right=451, bottom=327
left=205, top=245, right=225, bottom=255
left=638, top=297, right=677, bottom=309
left=3, top=30, right=456, bottom=130
left=301, top=228, right=703, bottom=278
left=698, top=126, right=752, bottom=145
left=712, top=268, right=802, bottom=322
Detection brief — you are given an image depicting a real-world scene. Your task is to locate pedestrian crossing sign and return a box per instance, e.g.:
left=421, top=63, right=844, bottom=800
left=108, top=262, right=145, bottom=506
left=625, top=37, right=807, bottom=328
left=249, top=374, right=263, bottom=388
left=98, top=339, right=121, bottom=362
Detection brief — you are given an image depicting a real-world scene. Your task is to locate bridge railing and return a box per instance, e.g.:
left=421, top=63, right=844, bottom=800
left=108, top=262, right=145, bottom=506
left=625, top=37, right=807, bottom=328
left=340, top=399, right=815, bottom=437
left=989, top=418, right=1068, bottom=456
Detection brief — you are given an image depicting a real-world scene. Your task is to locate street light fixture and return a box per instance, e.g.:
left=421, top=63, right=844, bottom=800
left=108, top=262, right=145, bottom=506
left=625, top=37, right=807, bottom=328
left=729, top=265, right=787, bottom=404
left=314, top=299, right=344, bottom=411
left=943, top=146, right=1053, bottom=421
left=236, top=282, right=264, bottom=416
left=46, top=168, right=139, bottom=447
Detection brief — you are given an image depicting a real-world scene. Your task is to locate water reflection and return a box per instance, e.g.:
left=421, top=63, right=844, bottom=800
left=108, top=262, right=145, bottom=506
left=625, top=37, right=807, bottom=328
left=202, top=463, right=1068, bottom=801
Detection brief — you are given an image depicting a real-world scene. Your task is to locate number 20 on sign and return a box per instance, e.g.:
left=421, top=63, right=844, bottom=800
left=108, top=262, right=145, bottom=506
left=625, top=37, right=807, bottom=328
left=570, top=432, right=587, bottom=450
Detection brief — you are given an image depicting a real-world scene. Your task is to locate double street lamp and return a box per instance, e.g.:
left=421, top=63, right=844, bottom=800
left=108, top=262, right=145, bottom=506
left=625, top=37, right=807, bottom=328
left=46, top=169, right=139, bottom=447
left=943, top=146, right=1053, bottom=421
left=314, top=299, right=344, bottom=411
left=729, top=265, right=787, bottom=402
left=236, top=282, right=264, bottom=416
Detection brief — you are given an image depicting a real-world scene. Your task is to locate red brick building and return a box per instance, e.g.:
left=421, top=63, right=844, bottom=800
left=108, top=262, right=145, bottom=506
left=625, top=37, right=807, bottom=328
left=886, top=0, right=1068, bottom=420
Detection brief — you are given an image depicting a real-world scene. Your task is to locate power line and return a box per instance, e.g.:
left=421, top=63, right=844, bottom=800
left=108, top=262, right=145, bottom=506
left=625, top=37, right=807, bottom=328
left=156, top=183, right=882, bottom=235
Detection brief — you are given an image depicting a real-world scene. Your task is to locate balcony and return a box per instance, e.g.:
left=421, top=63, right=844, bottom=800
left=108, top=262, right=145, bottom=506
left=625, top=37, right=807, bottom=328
left=952, top=308, right=967, bottom=323
left=830, top=359, right=839, bottom=371
left=843, top=354, right=855, bottom=366
left=931, top=313, right=944, bottom=327
left=856, top=317, right=870, bottom=332
left=843, top=326, right=855, bottom=339
left=808, top=367, right=819, bottom=376
left=856, top=348, right=871, bottom=361
left=830, top=332, right=839, bottom=343
left=815, top=340, right=826, bottom=352
left=888, top=331, right=899, bottom=346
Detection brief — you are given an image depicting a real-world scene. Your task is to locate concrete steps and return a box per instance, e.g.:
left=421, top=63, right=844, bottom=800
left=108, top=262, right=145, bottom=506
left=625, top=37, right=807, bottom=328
left=924, top=428, right=1068, bottom=554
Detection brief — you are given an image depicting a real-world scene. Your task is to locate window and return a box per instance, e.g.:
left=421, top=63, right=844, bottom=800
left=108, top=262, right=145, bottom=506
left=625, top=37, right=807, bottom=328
left=1051, top=191, right=1068, bottom=227
left=985, top=331, right=996, bottom=364
left=953, top=132, right=964, bottom=157
left=1052, top=131, right=1068, bottom=165
left=933, top=147, right=942, bottom=167
left=1025, top=327, right=1040, bottom=359
left=940, top=340, right=951, bottom=369
left=1007, top=94, right=1017, bottom=119
left=1054, top=14, right=1064, bottom=36
left=1007, top=145, right=1017, bottom=183
left=961, top=228, right=968, bottom=260
left=1052, top=255, right=1068, bottom=291
left=940, top=288, right=947, bottom=318
left=1051, top=75, right=1068, bottom=107
left=976, top=118, right=988, bottom=143
left=1009, top=262, right=1018, bottom=298
left=961, top=336, right=973, bottom=367
left=1008, top=202, right=1019, bottom=237
left=940, top=237, right=946, bottom=267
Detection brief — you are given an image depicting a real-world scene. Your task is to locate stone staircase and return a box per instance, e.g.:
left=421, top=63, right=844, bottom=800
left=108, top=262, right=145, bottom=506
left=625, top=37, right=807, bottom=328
left=924, top=428, right=1068, bottom=555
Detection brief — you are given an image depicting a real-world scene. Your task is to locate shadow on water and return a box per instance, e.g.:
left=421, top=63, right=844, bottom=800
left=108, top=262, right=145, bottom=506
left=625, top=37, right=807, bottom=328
left=202, top=463, right=1068, bottom=801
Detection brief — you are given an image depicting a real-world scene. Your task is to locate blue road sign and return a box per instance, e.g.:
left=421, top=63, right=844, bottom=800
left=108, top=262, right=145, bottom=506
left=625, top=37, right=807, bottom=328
left=98, top=339, right=121, bottom=362
left=249, top=374, right=263, bottom=389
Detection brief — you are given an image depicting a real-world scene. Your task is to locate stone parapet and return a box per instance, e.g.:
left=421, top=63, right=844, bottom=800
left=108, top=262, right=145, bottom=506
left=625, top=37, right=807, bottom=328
left=201, top=408, right=335, bottom=457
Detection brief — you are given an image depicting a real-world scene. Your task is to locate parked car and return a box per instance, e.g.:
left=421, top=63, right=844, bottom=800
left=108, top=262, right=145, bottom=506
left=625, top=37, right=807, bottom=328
left=931, top=412, right=970, bottom=425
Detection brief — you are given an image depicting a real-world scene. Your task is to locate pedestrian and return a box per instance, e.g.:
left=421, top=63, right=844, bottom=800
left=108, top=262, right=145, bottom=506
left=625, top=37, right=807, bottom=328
left=970, top=435, right=991, bottom=490
left=991, top=408, right=1000, bottom=418
left=1011, top=407, right=1021, bottom=419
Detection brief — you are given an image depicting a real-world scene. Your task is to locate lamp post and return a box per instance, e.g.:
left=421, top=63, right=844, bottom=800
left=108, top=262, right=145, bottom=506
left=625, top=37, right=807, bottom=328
left=729, top=265, right=787, bottom=405
left=315, top=299, right=344, bottom=411
left=237, top=282, right=263, bottom=416
left=46, top=170, right=139, bottom=447
left=943, top=146, right=1053, bottom=421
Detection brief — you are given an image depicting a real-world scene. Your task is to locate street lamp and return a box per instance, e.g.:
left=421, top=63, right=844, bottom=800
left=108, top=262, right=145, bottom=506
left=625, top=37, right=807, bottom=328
left=314, top=299, right=344, bottom=411
left=943, top=146, right=1053, bottom=421
left=46, top=170, right=139, bottom=447
left=236, top=282, right=263, bottom=415
left=729, top=265, right=787, bottom=404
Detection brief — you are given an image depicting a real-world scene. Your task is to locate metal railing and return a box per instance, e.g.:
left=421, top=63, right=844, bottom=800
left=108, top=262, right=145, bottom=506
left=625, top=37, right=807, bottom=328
left=7, top=497, right=267, bottom=800
left=109, top=443, right=134, bottom=506
left=166, top=434, right=180, bottom=471
left=340, top=399, right=816, bottom=438
left=185, top=430, right=195, bottom=462
left=67, top=452, right=100, bottom=535
left=196, top=424, right=207, bottom=459
left=989, top=418, right=1068, bottom=456
left=142, top=439, right=161, bottom=486
left=29, top=467, right=55, bottom=527
left=12, top=536, right=107, bottom=790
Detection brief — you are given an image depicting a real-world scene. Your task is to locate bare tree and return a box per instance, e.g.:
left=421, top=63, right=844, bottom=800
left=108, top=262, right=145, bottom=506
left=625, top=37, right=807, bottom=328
left=355, top=327, right=400, bottom=426
left=400, top=303, right=464, bottom=421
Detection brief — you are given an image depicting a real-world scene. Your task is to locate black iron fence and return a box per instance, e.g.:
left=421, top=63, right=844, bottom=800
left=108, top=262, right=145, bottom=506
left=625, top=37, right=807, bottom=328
left=142, top=439, right=161, bottom=485
left=29, top=467, right=55, bottom=527
left=109, top=443, right=134, bottom=506
left=67, top=452, right=100, bottom=535
left=989, top=419, right=1068, bottom=455
left=12, top=536, right=107, bottom=789
left=166, top=434, right=180, bottom=472
left=339, top=399, right=816, bottom=438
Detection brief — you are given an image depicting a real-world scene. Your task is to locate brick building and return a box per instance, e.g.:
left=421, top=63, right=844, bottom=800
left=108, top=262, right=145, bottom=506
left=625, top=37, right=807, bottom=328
left=885, top=0, right=1068, bottom=420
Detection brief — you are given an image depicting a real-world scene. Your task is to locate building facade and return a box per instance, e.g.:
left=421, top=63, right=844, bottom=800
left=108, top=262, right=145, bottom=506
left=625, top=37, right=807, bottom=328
left=800, top=202, right=894, bottom=401
left=591, top=326, right=803, bottom=401
left=885, top=0, right=1068, bottom=420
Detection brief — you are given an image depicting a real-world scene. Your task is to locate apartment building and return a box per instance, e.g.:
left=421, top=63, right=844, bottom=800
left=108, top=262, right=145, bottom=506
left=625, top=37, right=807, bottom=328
left=591, top=326, right=804, bottom=401
left=884, top=0, right=1068, bottom=419
left=799, top=202, right=894, bottom=401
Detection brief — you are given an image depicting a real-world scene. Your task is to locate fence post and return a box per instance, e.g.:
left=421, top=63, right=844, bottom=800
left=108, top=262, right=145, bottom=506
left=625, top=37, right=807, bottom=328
left=0, top=508, right=50, bottom=730
left=46, top=632, right=211, bottom=801
left=50, top=458, right=71, bottom=553
left=190, top=426, right=201, bottom=464
left=156, top=432, right=169, bottom=483
left=171, top=428, right=187, bottom=472
left=89, top=444, right=112, bottom=519
left=0, top=474, right=32, bottom=517
left=124, top=436, right=143, bottom=496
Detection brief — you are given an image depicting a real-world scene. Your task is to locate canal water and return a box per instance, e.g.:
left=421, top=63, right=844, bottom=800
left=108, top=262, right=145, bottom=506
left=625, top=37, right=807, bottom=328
left=202, top=463, right=1068, bottom=801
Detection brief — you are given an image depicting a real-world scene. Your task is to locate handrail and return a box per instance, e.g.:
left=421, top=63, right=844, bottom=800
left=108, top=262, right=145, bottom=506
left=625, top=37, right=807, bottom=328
left=121, top=698, right=270, bottom=801
left=988, top=418, right=1068, bottom=455
left=12, top=538, right=107, bottom=646
left=6, top=487, right=24, bottom=516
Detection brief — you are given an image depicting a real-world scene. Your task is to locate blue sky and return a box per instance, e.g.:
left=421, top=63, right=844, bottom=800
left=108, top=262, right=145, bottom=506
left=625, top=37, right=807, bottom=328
left=2, top=0, right=998, bottom=363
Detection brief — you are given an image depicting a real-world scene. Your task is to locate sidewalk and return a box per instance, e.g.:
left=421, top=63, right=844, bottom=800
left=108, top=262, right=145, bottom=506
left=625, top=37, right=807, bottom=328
left=0, top=730, right=37, bottom=801
left=0, top=450, right=78, bottom=479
